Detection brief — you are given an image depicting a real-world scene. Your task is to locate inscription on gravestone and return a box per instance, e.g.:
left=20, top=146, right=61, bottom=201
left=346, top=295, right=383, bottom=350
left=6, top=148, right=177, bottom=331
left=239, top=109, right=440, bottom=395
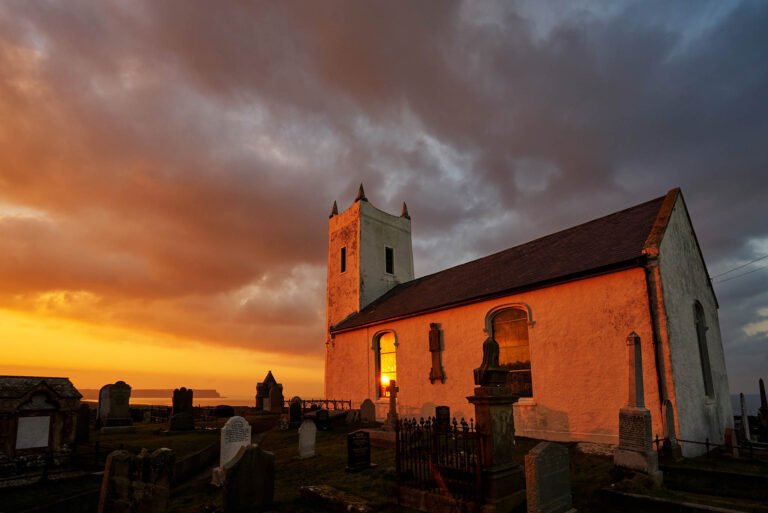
left=16, top=416, right=51, bottom=450
left=346, top=430, right=373, bottom=472
left=220, top=416, right=252, bottom=468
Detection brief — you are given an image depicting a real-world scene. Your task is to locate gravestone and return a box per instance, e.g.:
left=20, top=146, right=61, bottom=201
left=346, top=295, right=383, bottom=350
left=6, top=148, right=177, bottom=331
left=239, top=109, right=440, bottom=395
left=212, top=416, right=252, bottom=486
left=76, top=403, right=90, bottom=443
left=346, top=430, right=374, bottom=472
left=435, top=406, right=451, bottom=433
left=660, top=399, right=682, bottom=461
left=360, top=399, right=376, bottom=424
left=345, top=410, right=359, bottom=424
left=99, top=381, right=135, bottom=433
left=614, top=333, right=659, bottom=479
left=740, top=393, right=751, bottom=442
left=222, top=444, right=275, bottom=513
left=316, top=409, right=330, bottom=431
left=269, top=385, right=284, bottom=413
left=169, top=387, right=194, bottom=431
left=760, top=379, right=768, bottom=441
left=525, top=442, right=575, bottom=513
left=289, top=397, right=302, bottom=428
left=97, top=448, right=175, bottom=513
left=298, top=419, right=317, bottom=459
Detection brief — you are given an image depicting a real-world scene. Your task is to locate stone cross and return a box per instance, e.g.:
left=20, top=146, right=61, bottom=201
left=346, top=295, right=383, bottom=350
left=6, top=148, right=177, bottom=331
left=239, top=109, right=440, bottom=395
left=524, top=442, right=575, bottom=513
left=740, top=392, right=751, bottom=442
left=385, top=380, right=399, bottom=430
left=298, top=419, right=317, bottom=458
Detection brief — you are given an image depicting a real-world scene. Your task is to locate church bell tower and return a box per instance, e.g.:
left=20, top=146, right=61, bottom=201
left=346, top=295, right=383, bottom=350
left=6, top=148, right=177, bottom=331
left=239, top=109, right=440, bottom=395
left=326, top=184, right=414, bottom=336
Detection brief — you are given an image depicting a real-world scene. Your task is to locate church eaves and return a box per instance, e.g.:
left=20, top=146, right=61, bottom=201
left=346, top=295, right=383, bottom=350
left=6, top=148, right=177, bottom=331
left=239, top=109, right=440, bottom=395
left=331, top=191, right=676, bottom=333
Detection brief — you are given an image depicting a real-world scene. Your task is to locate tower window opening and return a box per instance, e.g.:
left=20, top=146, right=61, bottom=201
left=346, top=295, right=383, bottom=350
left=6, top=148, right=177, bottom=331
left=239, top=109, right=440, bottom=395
left=340, top=247, right=346, bottom=273
left=385, top=247, right=394, bottom=274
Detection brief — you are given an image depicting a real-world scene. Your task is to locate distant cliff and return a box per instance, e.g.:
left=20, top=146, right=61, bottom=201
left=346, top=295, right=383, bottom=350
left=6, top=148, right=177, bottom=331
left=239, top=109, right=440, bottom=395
left=79, top=388, right=222, bottom=400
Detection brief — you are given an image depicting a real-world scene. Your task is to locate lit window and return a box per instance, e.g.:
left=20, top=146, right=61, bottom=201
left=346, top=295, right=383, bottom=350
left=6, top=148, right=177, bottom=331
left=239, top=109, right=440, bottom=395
left=340, top=247, right=347, bottom=273
left=385, top=247, right=394, bottom=274
left=376, top=332, right=397, bottom=398
left=694, top=301, right=714, bottom=397
left=492, top=308, right=532, bottom=397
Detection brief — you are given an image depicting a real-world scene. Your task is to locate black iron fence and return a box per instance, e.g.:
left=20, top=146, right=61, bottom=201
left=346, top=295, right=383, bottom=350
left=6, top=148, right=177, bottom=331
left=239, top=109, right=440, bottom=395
left=653, top=433, right=768, bottom=460
left=396, top=417, right=483, bottom=501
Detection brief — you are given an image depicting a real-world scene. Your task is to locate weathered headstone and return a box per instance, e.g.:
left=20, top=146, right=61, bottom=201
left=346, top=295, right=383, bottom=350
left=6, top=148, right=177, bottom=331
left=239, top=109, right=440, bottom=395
left=660, top=399, right=682, bottom=461
left=614, top=333, right=660, bottom=479
left=97, top=448, right=175, bottom=513
left=525, top=442, right=575, bottom=513
left=346, top=430, right=373, bottom=472
left=316, top=409, right=330, bottom=431
left=360, top=399, right=376, bottom=424
left=222, top=444, right=274, bottom=513
left=269, top=385, right=284, bottom=413
left=212, top=416, right=252, bottom=486
left=169, top=387, right=194, bottom=431
left=740, top=392, right=751, bottom=442
left=76, top=403, right=90, bottom=443
left=298, top=419, right=317, bottom=459
left=435, top=406, right=451, bottom=433
left=289, top=397, right=302, bottom=428
left=99, top=381, right=135, bottom=433
left=345, top=410, right=359, bottom=424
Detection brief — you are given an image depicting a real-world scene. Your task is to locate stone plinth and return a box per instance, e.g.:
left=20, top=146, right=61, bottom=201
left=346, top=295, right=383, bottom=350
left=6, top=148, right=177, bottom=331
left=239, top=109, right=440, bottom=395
left=467, top=386, right=525, bottom=513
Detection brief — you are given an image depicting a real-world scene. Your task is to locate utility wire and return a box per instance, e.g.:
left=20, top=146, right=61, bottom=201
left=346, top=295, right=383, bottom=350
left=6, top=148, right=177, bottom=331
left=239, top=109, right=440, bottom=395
left=711, top=253, right=768, bottom=279
left=712, top=263, right=768, bottom=284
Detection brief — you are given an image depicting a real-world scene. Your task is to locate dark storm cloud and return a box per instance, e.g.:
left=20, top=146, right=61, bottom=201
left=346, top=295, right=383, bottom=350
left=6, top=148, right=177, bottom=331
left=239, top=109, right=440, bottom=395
left=0, top=1, right=766, bottom=381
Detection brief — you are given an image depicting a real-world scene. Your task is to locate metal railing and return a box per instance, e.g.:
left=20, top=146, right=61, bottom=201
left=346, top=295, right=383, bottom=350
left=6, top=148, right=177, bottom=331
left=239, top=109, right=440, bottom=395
left=300, top=399, right=352, bottom=411
left=396, top=416, right=483, bottom=501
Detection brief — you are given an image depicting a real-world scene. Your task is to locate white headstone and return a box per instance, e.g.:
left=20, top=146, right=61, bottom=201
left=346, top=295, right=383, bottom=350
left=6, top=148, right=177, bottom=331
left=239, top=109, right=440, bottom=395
left=298, top=419, right=317, bottom=458
left=16, top=416, right=51, bottom=449
left=220, top=416, right=252, bottom=468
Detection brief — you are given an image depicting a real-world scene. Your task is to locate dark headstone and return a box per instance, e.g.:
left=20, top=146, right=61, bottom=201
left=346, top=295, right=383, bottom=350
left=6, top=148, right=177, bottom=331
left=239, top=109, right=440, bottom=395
left=316, top=409, right=330, bottom=431
left=222, top=444, right=274, bottom=513
left=360, top=399, right=375, bottom=424
left=346, top=430, right=373, bottom=472
left=76, top=403, right=91, bottom=443
left=525, top=442, right=573, bottom=513
left=289, top=397, right=302, bottom=428
left=97, top=448, right=174, bottom=513
left=435, top=406, right=451, bottom=433
left=99, top=381, right=135, bottom=431
left=169, top=387, right=194, bottom=431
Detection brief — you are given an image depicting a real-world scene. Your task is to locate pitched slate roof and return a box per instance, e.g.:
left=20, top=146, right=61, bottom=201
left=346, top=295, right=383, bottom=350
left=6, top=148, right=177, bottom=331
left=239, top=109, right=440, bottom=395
left=0, top=376, right=82, bottom=399
left=332, top=190, right=676, bottom=333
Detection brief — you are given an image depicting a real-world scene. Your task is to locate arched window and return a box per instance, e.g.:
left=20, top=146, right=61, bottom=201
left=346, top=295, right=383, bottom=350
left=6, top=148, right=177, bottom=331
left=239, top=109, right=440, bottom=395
left=374, top=331, right=397, bottom=398
left=694, top=301, right=714, bottom=397
left=491, top=308, right=533, bottom=397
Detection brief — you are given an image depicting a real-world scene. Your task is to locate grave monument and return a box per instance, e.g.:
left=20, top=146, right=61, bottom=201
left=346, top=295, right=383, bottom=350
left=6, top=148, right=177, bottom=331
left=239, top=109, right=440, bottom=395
left=168, top=387, right=194, bottom=431
left=525, top=442, right=575, bottom=513
left=212, top=416, right=252, bottom=486
left=98, top=381, right=135, bottom=433
left=613, top=332, right=660, bottom=480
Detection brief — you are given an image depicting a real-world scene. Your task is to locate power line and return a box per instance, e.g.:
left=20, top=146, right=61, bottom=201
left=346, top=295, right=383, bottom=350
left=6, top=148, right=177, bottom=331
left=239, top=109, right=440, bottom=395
left=713, top=263, right=768, bottom=284
left=711, top=253, right=768, bottom=279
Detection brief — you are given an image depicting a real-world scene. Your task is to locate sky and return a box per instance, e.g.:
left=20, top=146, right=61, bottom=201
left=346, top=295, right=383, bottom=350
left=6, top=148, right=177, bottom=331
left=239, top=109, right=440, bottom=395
left=1, top=1, right=766, bottom=401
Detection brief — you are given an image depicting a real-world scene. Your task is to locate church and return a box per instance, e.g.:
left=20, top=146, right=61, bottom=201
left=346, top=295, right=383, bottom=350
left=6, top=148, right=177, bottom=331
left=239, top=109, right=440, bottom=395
left=324, top=186, right=733, bottom=456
